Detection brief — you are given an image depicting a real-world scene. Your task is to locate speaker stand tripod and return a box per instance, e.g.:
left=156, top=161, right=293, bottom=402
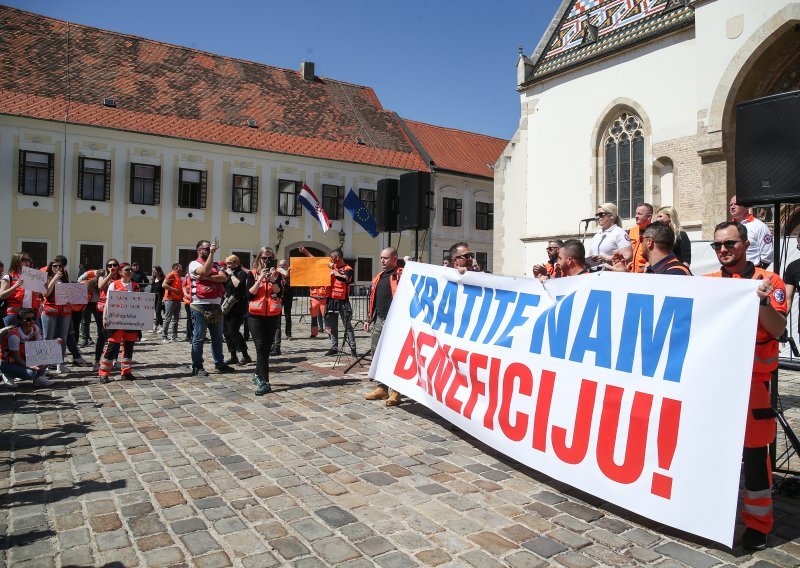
left=332, top=303, right=363, bottom=371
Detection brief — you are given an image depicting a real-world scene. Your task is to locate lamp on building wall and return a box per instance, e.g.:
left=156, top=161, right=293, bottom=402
left=338, top=227, right=346, bottom=248
left=276, top=223, right=285, bottom=252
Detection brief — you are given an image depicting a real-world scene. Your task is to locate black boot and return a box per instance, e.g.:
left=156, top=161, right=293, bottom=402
left=241, top=353, right=252, bottom=364
left=255, top=376, right=272, bottom=396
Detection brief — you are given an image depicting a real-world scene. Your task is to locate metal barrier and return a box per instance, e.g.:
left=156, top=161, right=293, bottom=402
left=291, top=284, right=371, bottom=326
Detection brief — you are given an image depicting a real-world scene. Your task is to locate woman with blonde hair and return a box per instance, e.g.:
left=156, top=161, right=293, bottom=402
left=656, top=206, right=691, bottom=266
left=589, top=202, right=631, bottom=267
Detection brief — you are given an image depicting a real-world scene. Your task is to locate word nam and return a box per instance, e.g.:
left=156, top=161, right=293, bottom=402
left=409, top=275, right=692, bottom=382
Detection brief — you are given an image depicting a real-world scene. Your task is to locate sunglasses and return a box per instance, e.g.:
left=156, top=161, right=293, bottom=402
left=261, top=256, right=273, bottom=260
left=710, top=240, right=741, bottom=251
left=107, top=263, right=119, bottom=268
left=595, top=212, right=610, bottom=218
left=546, top=246, right=559, bottom=251
left=455, top=253, right=474, bottom=260
left=19, top=318, right=34, bottom=323
left=122, top=267, right=133, bottom=272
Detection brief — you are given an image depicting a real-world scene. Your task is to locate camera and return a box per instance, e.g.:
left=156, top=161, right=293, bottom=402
left=265, top=257, right=277, bottom=269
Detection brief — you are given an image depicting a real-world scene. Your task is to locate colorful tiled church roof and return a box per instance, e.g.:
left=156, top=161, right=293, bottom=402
left=525, top=0, right=694, bottom=85
left=0, top=6, right=428, bottom=172
left=402, top=119, right=507, bottom=180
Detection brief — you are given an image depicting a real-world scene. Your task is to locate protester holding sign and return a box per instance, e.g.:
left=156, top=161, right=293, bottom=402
left=0, top=253, right=41, bottom=327
left=0, top=308, right=53, bottom=387
left=95, top=259, right=122, bottom=372
left=99, top=263, right=140, bottom=383
left=364, top=247, right=403, bottom=407
left=324, top=249, right=357, bottom=358
left=41, top=259, right=72, bottom=374
left=247, top=246, right=283, bottom=395
left=705, top=221, right=787, bottom=551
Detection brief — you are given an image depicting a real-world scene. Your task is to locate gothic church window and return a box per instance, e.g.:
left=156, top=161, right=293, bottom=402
left=603, top=112, right=644, bottom=219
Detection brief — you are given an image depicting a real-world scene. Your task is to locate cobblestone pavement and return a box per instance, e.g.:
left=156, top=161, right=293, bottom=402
left=1, top=317, right=799, bottom=567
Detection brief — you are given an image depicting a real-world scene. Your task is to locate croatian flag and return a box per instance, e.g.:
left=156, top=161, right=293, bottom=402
left=298, top=183, right=331, bottom=233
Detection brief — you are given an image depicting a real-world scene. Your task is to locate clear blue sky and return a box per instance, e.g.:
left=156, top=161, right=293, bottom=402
left=6, top=0, right=563, bottom=140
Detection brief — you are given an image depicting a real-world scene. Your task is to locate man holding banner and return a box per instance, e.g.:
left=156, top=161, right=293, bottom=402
left=364, top=247, right=403, bottom=406
left=324, top=249, right=357, bottom=358
left=706, top=221, right=786, bottom=550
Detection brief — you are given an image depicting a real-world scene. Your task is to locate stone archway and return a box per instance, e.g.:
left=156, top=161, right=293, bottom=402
left=699, top=6, right=800, bottom=237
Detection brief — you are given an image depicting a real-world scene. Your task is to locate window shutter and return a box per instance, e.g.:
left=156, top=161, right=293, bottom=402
left=251, top=176, right=259, bottom=213
left=18, top=150, right=24, bottom=193
left=47, top=153, right=55, bottom=196
left=338, top=186, right=344, bottom=220
left=128, top=163, right=135, bottom=203
left=153, top=166, right=161, bottom=205
left=200, top=170, right=207, bottom=209
left=77, top=157, right=85, bottom=199
left=103, top=159, right=111, bottom=201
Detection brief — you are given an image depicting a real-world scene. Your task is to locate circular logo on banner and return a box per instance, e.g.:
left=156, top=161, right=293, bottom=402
left=764, top=234, right=773, bottom=244
left=773, top=289, right=785, bottom=304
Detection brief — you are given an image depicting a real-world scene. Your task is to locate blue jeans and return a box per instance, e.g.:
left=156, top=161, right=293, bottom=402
left=1, top=362, right=44, bottom=380
left=190, top=304, right=224, bottom=369
left=41, top=312, right=71, bottom=358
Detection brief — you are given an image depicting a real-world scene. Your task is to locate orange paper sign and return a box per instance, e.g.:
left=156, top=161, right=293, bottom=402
left=290, top=257, right=332, bottom=287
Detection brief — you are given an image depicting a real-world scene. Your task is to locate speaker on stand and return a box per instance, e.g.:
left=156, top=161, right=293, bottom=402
left=399, top=171, right=432, bottom=259
left=376, top=178, right=399, bottom=245
left=736, top=90, right=800, bottom=482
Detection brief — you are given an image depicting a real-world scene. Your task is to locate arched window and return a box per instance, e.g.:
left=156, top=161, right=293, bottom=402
left=603, top=112, right=644, bottom=219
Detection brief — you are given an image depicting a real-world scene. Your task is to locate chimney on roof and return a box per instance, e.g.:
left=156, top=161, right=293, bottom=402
left=301, top=61, right=315, bottom=81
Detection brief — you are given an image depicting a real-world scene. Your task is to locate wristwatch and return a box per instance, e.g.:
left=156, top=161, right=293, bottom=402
left=760, top=296, right=770, bottom=306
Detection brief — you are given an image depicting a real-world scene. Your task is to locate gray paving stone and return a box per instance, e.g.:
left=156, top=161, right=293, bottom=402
left=315, top=505, right=358, bottom=528
left=172, top=517, right=208, bottom=534
left=291, top=518, right=334, bottom=541
left=270, top=536, right=311, bottom=559
left=180, top=530, right=223, bottom=556
left=374, top=551, right=422, bottom=568
left=522, top=536, right=569, bottom=558
left=654, top=542, right=722, bottom=568
left=312, top=537, right=362, bottom=564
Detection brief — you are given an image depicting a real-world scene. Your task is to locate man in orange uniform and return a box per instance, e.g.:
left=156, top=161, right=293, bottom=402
left=705, top=221, right=786, bottom=551
left=532, top=240, right=564, bottom=279
left=628, top=203, right=653, bottom=273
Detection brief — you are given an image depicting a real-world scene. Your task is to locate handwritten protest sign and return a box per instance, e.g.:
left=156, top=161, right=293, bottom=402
left=56, top=282, right=87, bottom=305
left=290, top=257, right=331, bottom=287
left=104, top=291, right=154, bottom=330
left=25, top=340, right=63, bottom=366
left=370, top=262, right=760, bottom=546
left=21, top=266, right=47, bottom=295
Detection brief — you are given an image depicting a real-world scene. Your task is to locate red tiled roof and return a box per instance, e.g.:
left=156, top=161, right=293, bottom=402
left=0, top=6, right=428, bottom=172
left=403, top=119, right=507, bottom=179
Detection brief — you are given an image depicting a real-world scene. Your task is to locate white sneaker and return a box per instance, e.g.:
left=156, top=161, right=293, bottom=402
left=161, top=338, right=171, bottom=344
left=33, top=376, right=56, bottom=387
left=0, top=374, right=16, bottom=389
left=56, top=363, right=70, bottom=374
left=73, top=357, right=90, bottom=366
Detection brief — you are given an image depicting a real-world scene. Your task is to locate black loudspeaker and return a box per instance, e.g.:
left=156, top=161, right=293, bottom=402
left=736, top=90, right=800, bottom=206
left=399, top=171, right=432, bottom=230
left=376, top=178, right=398, bottom=232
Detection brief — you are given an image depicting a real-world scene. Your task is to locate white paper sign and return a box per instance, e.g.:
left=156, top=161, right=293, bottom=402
left=55, top=282, right=87, bottom=305
left=25, top=340, right=63, bottom=366
left=21, top=266, right=47, bottom=295
left=104, top=290, right=154, bottom=330
left=370, top=262, right=761, bottom=546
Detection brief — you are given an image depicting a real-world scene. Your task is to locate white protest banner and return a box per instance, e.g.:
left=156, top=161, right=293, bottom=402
left=21, top=266, right=47, bottom=295
left=55, top=282, right=87, bottom=305
left=25, top=340, right=63, bottom=366
left=370, top=262, right=760, bottom=546
left=104, top=290, right=154, bottom=330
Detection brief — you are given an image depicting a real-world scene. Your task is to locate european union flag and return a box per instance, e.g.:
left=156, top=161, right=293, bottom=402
left=344, top=189, right=379, bottom=238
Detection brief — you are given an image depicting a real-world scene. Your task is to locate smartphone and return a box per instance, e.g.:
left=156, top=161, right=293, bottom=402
left=265, top=257, right=277, bottom=269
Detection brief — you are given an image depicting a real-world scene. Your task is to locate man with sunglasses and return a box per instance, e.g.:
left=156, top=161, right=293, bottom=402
left=730, top=195, right=773, bottom=268
left=449, top=242, right=480, bottom=275
left=638, top=222, right=691, bottom=275
left=188, top=240, right=234, bottom=376
left=0, top=308, right=54, bottom=387
left=532, top=240, right=564, bottom=279
left=705, top=221, right=786, bottom=551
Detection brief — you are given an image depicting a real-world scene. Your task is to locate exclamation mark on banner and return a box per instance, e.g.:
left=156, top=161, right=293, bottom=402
left=651, top=398, right=682, bottom=499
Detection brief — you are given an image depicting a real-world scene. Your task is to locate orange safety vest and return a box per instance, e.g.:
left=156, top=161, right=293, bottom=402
left=3, top=272, right=42, bottom=313
left=1, top=327, right=29, bottom=363
left=628, top=224, right=649, bottom=273
left=189, top=258, right=225, bottom=301
left=42, top=268, right=72, bottom=316
left=329, top=263, right=353, bottom=300
left=163, top=271, right=184, bottom=301
left=96, top=274, right=121, bottom=312
left=368, top=267, right=403, bottom=321
left=545, top=262, right=562, bottom=278
left=309, top=285, right=331, bottom=298
left=248, top=271, right=282, bottom=316
left=705, top=264, right=787, bottom=376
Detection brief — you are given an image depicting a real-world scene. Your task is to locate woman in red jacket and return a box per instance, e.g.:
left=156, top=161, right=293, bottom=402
left=99, top=263, right=139, bottom=383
